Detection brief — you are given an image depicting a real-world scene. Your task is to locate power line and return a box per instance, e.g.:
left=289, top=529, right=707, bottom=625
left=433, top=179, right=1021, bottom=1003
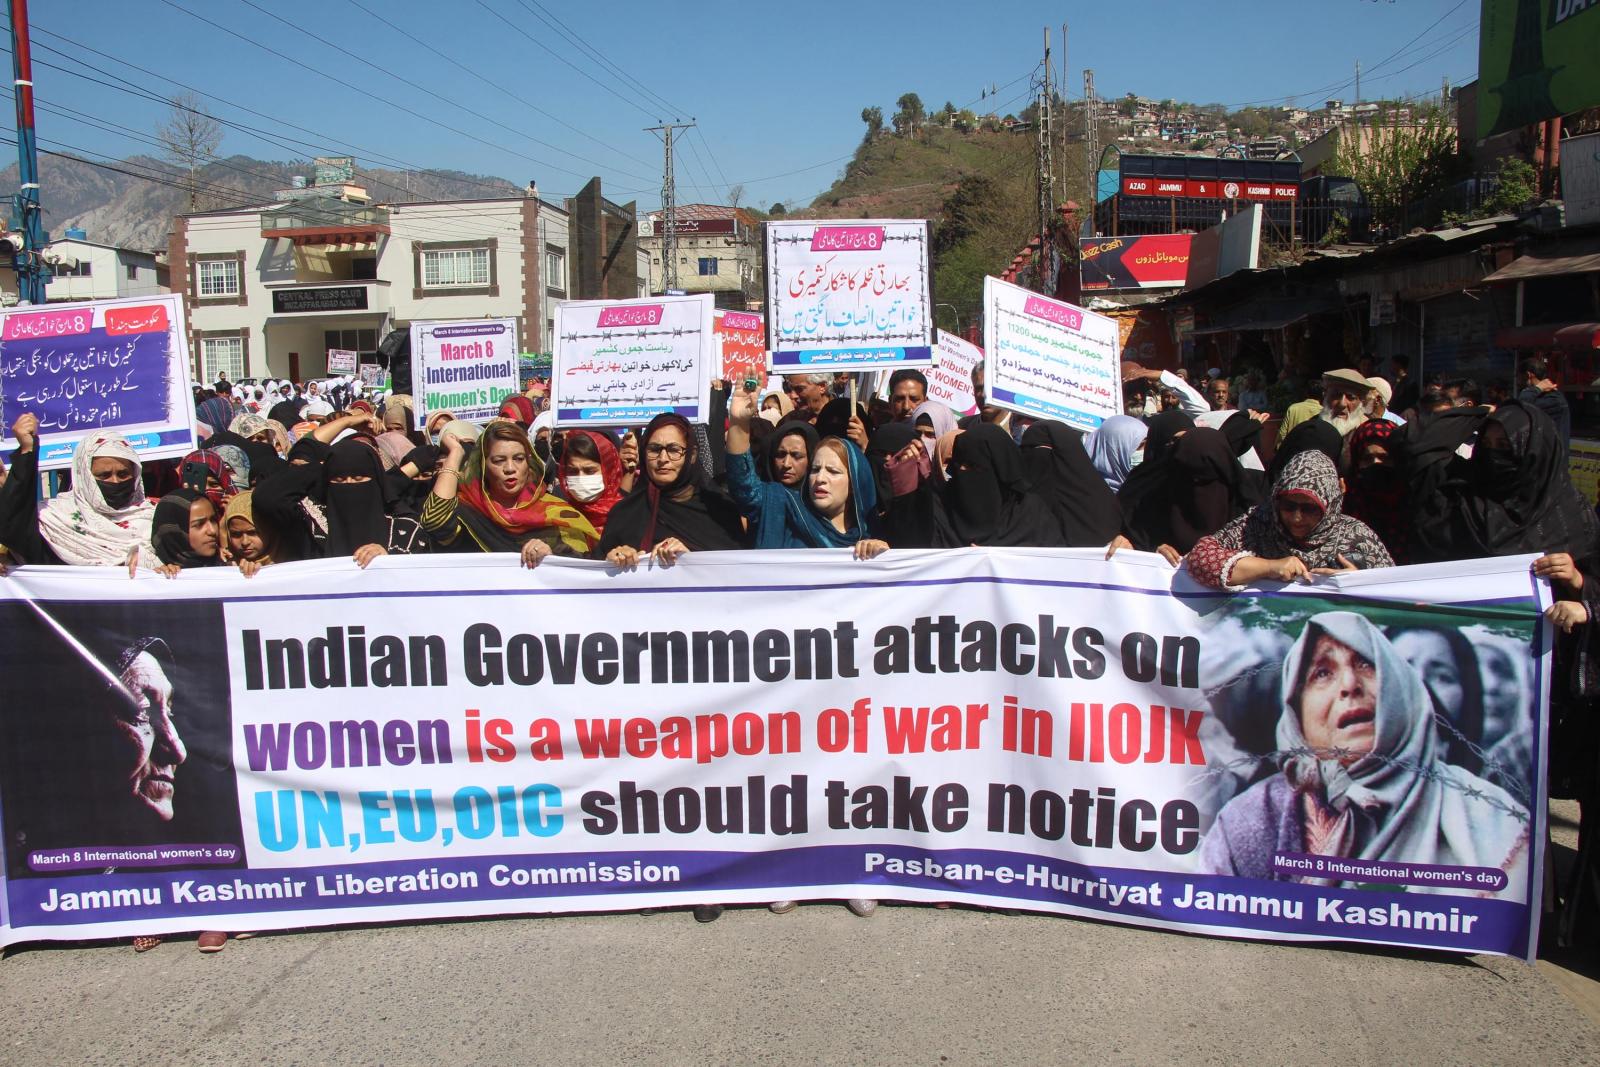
left=154, top=0, right=631, bottom=182
left=340, top=0, right=656, bottom=173
left=472, top=0, right=658, bottom=121
left=26, top=28, right=521, bottom=198
left=510, top=0, right=685, bottom=119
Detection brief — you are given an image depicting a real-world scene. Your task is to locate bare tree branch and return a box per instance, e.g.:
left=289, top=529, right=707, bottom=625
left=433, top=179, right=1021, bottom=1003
left=155, top=93, right=222, bottom=211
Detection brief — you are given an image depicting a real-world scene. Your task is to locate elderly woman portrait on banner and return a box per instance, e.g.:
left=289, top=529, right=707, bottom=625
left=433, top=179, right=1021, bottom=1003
left=1198, top=612, right=1530, bottom=897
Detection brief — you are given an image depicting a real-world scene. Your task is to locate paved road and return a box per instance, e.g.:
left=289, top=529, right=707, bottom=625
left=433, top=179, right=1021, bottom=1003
left=5, top=901, right=1600, bottom=1066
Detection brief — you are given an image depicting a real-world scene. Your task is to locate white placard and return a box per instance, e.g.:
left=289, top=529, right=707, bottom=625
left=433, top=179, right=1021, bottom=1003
left=410, top=318, right=519, bottom=429
left=764, top=219, right=934, bottom=372
left=981, top=276, right=1121, bottom=432
left=552, top=293, right=714, bottom=427
left=930, top=330, right=982, bottom=415
left=326, top=348, right=358, bottom=374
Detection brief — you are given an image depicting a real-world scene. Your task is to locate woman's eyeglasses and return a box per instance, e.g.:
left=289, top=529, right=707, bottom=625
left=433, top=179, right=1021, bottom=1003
left=645, top=444, right=687, bottom=459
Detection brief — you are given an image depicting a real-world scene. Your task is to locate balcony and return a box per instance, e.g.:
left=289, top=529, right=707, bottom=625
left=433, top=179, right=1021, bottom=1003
left=261, top=198, right=391, bottom=247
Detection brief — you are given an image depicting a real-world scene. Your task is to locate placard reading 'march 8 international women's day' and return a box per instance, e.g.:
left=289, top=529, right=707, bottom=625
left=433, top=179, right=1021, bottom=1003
left=764, top=219, right=934, bottom=373
left=0, top=294, right=197, bottom=471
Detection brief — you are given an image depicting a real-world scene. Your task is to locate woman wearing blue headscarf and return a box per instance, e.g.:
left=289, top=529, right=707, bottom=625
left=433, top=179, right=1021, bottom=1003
left=725, top=388, right=887, bottom=557
left=1084, top=414, right=1147, bottom=492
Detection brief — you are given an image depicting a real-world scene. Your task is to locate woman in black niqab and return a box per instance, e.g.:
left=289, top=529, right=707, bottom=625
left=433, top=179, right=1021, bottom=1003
left=1121, top=427, right=1257, bottom=554
left=1019, top=421, right=1121, bottom=547
left=942, top=423, right=1063, bottom=547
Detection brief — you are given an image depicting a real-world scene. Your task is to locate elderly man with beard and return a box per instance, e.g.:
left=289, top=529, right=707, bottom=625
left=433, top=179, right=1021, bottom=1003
left=1319, top=368, right=1374, bottom=437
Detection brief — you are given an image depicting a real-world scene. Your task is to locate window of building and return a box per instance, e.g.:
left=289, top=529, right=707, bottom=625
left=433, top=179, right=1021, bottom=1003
left=201, top=336, right=245, bottom=383
left=351, top=257, right=377, bottom=280
left=54, top=260, right=92, bottom=277
left=421, top=247, right=489, bottom=288
left=545, top=250, right=565, bottom=292
left=125, top=263, right=138, bottom=281
left=323, top=328, right=379, bottom=355
left=545, top=318, right=555, bottom=352
left=198, top=258, right=240, bottom=297
left=698, top=257, right=719, bottom=276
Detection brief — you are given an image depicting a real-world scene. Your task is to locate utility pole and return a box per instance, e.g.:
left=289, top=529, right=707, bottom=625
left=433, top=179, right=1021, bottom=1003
left=1354, top=60, right=1361, bottom=106
left=1036, top=27, right=1054, bottom=253
left=645, top=121, right=694, bottom=293
left=1084, top=69, right=1098, bottom=215
left=9, top=0, right=46, bottom=305
left=1060, top=21, right=1069, bottom=203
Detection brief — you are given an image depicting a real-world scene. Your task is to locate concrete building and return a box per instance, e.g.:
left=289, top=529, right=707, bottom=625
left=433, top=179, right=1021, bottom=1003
left=169, top=175, right=648, bottom=383
left=44, top=231, right=167, bottom=303
left=0, top=231, right=167, bottom=306
left=639, top=203, right=762, bottom=310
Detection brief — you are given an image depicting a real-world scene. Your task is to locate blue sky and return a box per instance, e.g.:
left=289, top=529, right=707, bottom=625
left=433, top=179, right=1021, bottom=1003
left=11, top=0, right=1480, bottom=212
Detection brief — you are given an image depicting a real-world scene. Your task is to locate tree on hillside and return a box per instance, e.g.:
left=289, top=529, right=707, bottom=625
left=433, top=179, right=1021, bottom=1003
left=769, top=202, right=787, bottom=216
left=157, top=92, right=222, bottom=211
left=893, top=93, right=925, bottom=138
left=1329, top=108, right=1460, bottom=235
left=727, top=184, right=744, bottom=210
left=861, top=106, right=883, bottom=141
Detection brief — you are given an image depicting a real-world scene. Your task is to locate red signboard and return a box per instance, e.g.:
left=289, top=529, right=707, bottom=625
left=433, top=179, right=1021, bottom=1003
left=1122, top=176, right=1298, bottom=201
left=1079, top=234, right=1194, bottom=290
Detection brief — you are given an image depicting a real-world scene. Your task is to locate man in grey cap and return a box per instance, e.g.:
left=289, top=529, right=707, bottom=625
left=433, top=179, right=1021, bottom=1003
left=1320, top=368, right=1373, bottom=436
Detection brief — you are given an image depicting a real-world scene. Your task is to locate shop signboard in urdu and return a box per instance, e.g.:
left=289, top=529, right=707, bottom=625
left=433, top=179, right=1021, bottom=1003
left=1080, top=235, right=1194, bottom=290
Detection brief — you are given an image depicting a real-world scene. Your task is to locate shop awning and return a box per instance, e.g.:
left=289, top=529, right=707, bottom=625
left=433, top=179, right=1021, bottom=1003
left=1494, top=323, right=1600, bottom=350
left=1192, top=296, right=1342, bottom=335
left=1483, top=245, right=1600, bottom=283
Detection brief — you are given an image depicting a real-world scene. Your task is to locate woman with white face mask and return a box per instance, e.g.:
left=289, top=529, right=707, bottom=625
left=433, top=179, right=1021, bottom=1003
left=555, top=429, right=625, bottom=539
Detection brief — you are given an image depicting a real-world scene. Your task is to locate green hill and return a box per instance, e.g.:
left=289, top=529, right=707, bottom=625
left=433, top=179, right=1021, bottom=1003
left=804, top=123, right=1075, bottom=333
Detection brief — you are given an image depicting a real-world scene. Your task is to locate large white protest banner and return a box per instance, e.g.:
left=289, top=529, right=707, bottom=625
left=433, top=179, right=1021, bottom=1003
left=0, top=551, right=1548, bottom=959
left=0, top=294, right=197, bottom=470
left=553, top=293, right=713, bottom=427
left=982, top=277, right=1121, bottom=432
left=411, top=318, right=519, bottom=429
left=765, top=219, right=934, bottom=372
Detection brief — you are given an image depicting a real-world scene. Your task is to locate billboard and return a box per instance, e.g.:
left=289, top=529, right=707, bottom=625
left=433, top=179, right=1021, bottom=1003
left=1478, top=0, right=1600, bottom=138
left=1080, top=235, right=1194, bottom=290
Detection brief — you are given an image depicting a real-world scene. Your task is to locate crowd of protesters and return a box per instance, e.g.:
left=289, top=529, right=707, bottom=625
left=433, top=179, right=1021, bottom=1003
left=0, top=351, right=1596, bottom=947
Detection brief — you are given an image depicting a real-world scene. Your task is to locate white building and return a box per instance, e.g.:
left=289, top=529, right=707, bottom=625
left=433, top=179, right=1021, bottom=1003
left=638, top=203, right=761, bottom=309
left=170, top=178, right=648, bottom=384
left=44, top=232, right=167, bottom=303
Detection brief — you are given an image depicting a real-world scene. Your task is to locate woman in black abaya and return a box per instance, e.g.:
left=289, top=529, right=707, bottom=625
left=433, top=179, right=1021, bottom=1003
left=1019, top=421, right=1122, bottom=547
left=595, top=413, right=746, bottom=566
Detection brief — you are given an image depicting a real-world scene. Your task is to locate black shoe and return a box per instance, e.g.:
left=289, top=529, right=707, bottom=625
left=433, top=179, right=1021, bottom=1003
left=693, top=904, right=724, bottom=923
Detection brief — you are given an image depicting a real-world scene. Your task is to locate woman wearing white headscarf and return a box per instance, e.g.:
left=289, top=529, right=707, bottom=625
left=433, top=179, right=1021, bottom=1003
left=1198, top=611, right=1529, bottom=897
left=0, top=415, right=155, bottom=568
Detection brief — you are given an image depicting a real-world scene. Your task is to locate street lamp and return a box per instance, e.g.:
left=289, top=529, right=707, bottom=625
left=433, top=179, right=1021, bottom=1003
left=936, top=302, right=963, bottom=335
